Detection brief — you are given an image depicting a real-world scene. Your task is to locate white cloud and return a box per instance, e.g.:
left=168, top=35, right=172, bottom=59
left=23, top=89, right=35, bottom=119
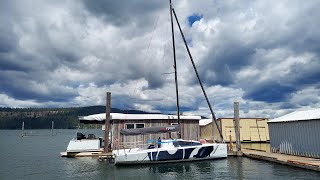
left=0, top=94, right=40, bottom=108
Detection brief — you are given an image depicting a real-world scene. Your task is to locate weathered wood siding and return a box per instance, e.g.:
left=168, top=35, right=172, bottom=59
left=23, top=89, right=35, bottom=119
left=113, top=119, right=199, bottom=148
left=180, top=119, right=199, bottom=140
left=200, top=121, right=221, bottom=141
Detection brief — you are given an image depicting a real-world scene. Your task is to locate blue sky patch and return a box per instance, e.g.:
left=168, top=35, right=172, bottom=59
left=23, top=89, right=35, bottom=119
left=188, top=14, right=203, bottom=27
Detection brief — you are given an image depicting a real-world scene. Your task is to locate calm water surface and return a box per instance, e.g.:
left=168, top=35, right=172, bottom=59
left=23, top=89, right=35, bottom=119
left=0, top=129, right=319, bottom=180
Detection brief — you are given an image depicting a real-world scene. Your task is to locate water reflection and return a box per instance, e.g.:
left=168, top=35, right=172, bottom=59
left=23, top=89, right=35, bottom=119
left=115, top=159, right=230, bottom=180
left=63, top=157, right=100, bottom=178
left=227, top=157, right=245, bottom=180
left=149, top=162, right=190, bottom=174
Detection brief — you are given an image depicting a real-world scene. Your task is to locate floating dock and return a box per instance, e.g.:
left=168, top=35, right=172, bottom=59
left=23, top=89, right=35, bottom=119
left=242, top=149, right=320, bottom=172
left=60, top=151, right=115, bottom=162
left=60, top=151, right=112, bottom=157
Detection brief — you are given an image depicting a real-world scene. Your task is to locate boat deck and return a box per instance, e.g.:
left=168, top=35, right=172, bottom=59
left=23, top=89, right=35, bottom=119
left=242, top=149, right=320, bottom=172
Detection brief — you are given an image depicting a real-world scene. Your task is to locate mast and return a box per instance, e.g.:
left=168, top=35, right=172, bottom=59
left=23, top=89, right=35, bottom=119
left=169, top=0, right=181, bottom=138
left=104, top=92, right=111, bottom=153
left=172, top=8, right=224, bottom=141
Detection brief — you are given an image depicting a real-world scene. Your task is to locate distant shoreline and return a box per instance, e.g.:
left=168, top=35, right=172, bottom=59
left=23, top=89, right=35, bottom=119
left=0, top=106, right=157, bottom=129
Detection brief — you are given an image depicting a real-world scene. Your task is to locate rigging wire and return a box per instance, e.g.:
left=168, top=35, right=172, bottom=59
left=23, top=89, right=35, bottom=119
left=120, top=12, right=162, bottom=138
left=131, top=13, right=161, bottom=99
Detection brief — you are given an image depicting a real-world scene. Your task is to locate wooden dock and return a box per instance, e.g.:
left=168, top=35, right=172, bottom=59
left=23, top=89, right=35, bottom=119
left=60, top=151, right=112, bottom=158
left=242, top=149, right=320, bottom=172
left=60, top=148, right=320, bottom=171
left=228, top=151, right=243, bottom=156
left=60, top=151, right=115, bottom=163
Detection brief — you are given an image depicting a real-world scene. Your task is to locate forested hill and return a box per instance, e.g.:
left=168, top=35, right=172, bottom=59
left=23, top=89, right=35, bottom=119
left=0, top=106, right=153, bottom=129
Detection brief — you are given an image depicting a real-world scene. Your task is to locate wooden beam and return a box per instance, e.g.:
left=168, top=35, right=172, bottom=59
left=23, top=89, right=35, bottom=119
left=104, top=92, right=111, bottom=153
left=234, top=102, right=241, bottom=152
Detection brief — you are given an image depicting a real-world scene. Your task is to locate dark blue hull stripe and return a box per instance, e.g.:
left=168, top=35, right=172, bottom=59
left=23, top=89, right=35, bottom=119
left=147, top=146, right=215, bottom=162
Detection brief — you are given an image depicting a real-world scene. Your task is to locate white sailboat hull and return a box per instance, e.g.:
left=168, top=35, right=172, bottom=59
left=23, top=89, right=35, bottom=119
left=113, top=143, right=227, bottom=165
left=66, top=139, right=101, bottom=152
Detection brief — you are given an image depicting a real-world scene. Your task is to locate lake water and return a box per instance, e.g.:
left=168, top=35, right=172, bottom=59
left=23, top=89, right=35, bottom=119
left=0, top=129, right=319, bottom=179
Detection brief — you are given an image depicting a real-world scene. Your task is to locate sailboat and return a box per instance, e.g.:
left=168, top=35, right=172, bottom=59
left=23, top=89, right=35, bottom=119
left=112, top=0, right=227, bottom=165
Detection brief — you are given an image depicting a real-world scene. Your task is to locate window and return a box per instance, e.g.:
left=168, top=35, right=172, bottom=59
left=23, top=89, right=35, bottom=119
left=175, top=140, right=202, bottom=147
left=126, top=124, right=134, bottom=129
left=125, top=123, right=145, bottom=129
left=136, top=124, right=145, bottom=128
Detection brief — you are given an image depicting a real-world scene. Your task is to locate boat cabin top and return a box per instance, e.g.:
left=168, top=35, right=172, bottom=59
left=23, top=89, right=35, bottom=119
left=149, top=139, right=202, bottom=149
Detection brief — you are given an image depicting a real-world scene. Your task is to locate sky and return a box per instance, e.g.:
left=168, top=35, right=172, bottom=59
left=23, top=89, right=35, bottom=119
left=0, top=0, right=319, bottom=119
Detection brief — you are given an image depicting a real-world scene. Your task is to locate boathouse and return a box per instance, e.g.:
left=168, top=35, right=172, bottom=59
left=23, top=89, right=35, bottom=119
left=200, top=118, right=270, bottom=142
left=80, top=113, right=201, bottom=147
left=268, top=108, right=320, bottom=158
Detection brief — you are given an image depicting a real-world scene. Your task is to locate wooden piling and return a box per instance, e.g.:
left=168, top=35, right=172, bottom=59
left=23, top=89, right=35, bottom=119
left=51, top=121, right=54, bottom=136
left=104, top=92, right=111, bottom=153
left=21, top=121, right=25, bottom=137
left=234, top=102, right=241, bottom=153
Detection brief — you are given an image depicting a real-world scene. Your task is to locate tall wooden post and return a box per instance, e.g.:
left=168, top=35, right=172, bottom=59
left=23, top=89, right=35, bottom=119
left=104, top=92, right=111, bottom=153
left=234, top=102, right=241, bottom=153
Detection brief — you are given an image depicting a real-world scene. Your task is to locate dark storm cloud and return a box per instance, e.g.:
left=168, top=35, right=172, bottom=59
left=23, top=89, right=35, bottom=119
left=244, top=82, right=296, bottom=103
left=0, top=72, right=78, bottom=102
left=0, top=12, right=24, bottom=71
left=196, top=45, right=254, bottom=86
left=289, top=59, right=320, bottom=86
left=0, top=56, right=27, bottom=72
left=0, top=34, right=17, bottom=53
left=144, top=71, right=165, bottom=89
left=110, top=94, right=135, bottom=110
left=81, top=0, right=166, bottom=27
left=242, top=57, right=319, bottom=103
left=0, top=0, right=170, bottom=105
left=0, top=0, right=82, bottom=103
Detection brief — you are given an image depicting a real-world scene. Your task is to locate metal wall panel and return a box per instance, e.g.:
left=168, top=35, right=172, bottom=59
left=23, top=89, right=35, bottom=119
left=269, top=119, right=320, bottom=158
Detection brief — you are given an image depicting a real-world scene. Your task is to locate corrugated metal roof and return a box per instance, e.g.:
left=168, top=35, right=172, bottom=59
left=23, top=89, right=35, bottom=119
left=268, top=108, right=320, bottom=123
left=79, top=113, right=201, bottom=121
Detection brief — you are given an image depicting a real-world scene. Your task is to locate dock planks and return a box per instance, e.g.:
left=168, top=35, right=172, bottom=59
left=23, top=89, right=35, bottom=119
left=242, top=149, right=320, bottom=172
left=60, top=148, right=320, bottom=172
